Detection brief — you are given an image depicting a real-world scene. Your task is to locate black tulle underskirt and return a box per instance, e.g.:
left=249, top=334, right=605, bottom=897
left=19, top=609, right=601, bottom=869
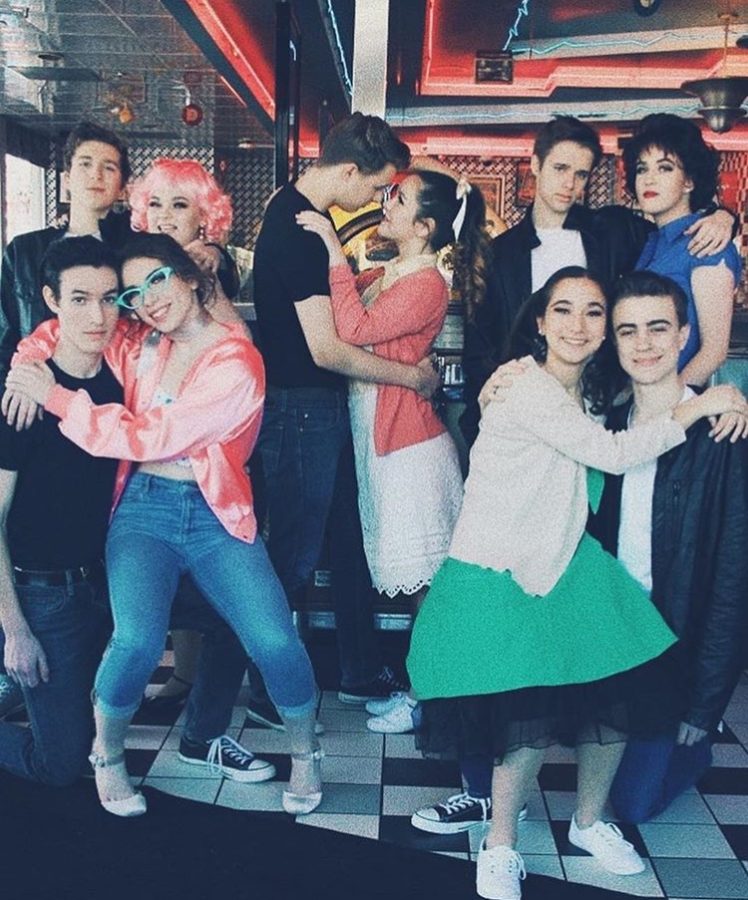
left=415, top=650, right=681, bottom=765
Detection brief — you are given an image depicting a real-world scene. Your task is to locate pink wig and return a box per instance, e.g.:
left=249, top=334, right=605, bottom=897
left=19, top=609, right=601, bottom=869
left=129, top=158, right=233, bottom=244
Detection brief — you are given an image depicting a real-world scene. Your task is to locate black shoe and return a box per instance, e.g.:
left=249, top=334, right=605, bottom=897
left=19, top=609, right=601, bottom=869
left=141, top=675, right=192, bottom=714
left=338, top=666, right=409, bottom=704
left=178, top=735, right=276, bottom=783
left=245, top=696, right=284, bottom=730
left=411, top=792, right=493, bottom=834
left=245, top=696, right=324, bottom=734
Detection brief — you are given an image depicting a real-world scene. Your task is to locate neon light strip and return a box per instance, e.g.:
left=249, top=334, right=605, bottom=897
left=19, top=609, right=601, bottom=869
left=512, top=30, right=711, bottom=56
left=186, top=0, right=274, bottom=117
left=503, top=0, right=530, bottom=52
left=391, top=103, right=700, bottom=124
left=325, top=0, right=353, bottom=95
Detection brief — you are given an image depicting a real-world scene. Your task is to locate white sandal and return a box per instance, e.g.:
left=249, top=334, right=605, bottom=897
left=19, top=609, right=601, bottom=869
left=282, top=748, right=324, bottom=815
left=89, top=750, right=147, bottom=817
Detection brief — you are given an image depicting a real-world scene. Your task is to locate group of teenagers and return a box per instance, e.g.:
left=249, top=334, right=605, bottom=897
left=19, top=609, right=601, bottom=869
left=0, top=109, right=746, bottom=900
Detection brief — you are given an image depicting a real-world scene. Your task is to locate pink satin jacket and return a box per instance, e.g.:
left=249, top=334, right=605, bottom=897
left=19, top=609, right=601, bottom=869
left=17, top=318, right=265, bottom=543
left=329, top=263, right=448, bottom=456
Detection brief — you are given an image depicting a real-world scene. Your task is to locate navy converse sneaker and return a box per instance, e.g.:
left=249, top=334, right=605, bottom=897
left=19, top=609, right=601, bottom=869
left=411, top=791, right=492, bottom=834
left=411, top=792, right=528, bottom=834
left=178, top=735, right=276, bottom=783
left=338, top=666, right=408, bottom=704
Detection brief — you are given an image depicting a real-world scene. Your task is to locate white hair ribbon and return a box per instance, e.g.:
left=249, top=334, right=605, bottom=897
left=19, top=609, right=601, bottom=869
left=452, top=177, right=472, bottom=242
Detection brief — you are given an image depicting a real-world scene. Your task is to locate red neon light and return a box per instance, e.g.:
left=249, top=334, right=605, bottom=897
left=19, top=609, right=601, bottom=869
left=184, top=0, right=275, bottom=117
left=422, top=1, right=748, bottom=98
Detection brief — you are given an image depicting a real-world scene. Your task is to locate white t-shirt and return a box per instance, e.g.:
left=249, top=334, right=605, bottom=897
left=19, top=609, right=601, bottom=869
left=618, top=387, right=694, bottom=591
left=531, top=228, right=587, bottom=292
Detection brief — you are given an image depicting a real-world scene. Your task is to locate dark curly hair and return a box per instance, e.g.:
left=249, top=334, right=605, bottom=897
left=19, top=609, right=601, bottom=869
left=411, top=169, right=489, bottom=318
left=505, top=266, right=622, bottom=415
left=622, top=114, right=718, bottom=212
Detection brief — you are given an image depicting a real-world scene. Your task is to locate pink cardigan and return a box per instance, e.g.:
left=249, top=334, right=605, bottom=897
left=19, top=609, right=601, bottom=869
left=16, top=318, right=265, bottom=543
left=329, top=262, right=448, bottom=456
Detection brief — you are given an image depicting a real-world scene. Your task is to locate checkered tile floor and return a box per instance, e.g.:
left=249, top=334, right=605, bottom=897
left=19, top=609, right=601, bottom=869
left=126, top=658, right=748, bottom=900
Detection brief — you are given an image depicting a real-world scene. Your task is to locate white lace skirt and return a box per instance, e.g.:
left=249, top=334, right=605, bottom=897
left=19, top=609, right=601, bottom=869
left=348, top=382, right=464, bottom=597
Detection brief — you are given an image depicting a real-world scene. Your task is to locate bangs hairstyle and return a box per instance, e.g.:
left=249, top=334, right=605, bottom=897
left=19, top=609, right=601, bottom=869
left=611, top=269, right=689, bottom=328
left=41, top=235, right=120, bottom=298
left=118, top=232, right=214, bottom=308
left=129, top=158, right=233, bottom=244
left=622, top=114, right=719, bottom=212
left=62, top=120, right=131, bottom=184
left=506, top=266, right=621, bottom=415
left=319, top=112, right=410, bottom=174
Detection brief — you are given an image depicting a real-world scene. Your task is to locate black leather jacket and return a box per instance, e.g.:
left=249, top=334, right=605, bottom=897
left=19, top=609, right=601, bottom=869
left=588, top=400, right=748, bottom=732
left=0, top=210, right=240, bottom=381
left=460, top=204, right=653, bottom=446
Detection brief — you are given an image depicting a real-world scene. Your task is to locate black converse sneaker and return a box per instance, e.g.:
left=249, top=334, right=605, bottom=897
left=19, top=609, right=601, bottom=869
left=338, top=666, right=408, bottom=704
left=411, top=791, right=492, bottom=834
left=411, top=792, right=528, bottom=834
left=178, top=735, right=276, bottom=783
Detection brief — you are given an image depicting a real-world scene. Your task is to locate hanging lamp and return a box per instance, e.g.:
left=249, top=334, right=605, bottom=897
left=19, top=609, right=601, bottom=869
left=682, top=10, right=748, bottom=133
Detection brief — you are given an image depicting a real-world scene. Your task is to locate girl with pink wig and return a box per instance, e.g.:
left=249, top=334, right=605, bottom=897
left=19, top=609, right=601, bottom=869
left=129, top=158, right=233, bottom=247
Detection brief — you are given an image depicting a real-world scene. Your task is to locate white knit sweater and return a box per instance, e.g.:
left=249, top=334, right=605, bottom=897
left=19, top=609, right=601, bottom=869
left=449, top=361, right=686, bottom=596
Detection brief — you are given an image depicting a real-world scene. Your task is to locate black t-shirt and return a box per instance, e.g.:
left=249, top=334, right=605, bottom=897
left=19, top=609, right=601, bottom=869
left=0, top=359, right=122, bottom=569
left=253, top=184, right=344, bottom=390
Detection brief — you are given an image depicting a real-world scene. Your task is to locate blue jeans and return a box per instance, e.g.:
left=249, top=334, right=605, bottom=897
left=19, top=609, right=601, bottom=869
left=256, top=385, right=381, bottom=688
left=610, top=732, right=713, bottom=823
left=94, top=473, right=317, bottom=720
left=0, top=574, right=109, bottom=786
left=169, top=578, right=248, bottom=743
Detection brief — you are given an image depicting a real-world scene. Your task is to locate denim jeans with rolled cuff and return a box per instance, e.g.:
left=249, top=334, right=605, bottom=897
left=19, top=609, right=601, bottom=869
left=94, top=473, right=317, bottom=722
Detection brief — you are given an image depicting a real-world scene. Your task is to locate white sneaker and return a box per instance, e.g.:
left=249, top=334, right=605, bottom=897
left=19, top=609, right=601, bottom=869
left=568, top=816, right=645, bottom=875
left=365, top=691, right=408, bottom=716
left=366, top=695, right=417, bottom=733
left=476, top=841, right=526, bottom=900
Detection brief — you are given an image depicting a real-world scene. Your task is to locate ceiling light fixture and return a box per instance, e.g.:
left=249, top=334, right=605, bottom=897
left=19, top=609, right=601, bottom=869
left=681, top=9, right=748, bottom=132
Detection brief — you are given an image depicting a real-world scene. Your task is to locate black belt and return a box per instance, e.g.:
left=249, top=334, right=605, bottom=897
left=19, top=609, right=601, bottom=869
left=13, top=562, right=104, bottom=588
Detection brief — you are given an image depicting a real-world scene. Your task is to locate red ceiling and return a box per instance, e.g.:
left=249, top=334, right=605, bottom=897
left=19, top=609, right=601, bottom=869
left=421, top=0, right=748, bottom=97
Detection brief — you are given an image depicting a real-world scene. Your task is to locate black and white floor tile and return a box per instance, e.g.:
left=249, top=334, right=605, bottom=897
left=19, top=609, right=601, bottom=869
left=123, top=659, right=748, bottom=900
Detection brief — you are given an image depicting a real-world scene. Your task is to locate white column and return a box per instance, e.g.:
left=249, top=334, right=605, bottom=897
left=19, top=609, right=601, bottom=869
left=352, top=0, right=390, bottom=116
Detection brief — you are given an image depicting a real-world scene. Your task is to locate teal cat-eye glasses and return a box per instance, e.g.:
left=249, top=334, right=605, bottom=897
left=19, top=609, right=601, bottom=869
left=116, top=265, right=174, bottom=310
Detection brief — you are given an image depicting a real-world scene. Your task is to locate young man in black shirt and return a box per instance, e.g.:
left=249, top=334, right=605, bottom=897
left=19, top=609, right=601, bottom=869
left=0, top=237, right=276, bottom=788
left=0, top=237, right=122, bottom=785
left=252, top=113, right=437, bottom=716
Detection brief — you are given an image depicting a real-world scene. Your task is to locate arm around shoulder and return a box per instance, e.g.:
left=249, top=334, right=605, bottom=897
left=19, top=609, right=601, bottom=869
left=499, top=366, right=686, bottom=474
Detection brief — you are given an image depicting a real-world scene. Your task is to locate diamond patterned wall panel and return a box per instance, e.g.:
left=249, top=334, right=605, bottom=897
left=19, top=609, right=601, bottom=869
left=218, top=149, right=275, bottom=250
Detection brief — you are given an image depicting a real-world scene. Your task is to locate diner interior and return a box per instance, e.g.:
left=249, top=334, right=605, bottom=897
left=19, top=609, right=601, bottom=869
left=1, top=2, right=748, bottom=899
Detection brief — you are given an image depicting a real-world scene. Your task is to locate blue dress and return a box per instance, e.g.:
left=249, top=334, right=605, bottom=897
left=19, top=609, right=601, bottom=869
left=635, top=212, right=742, bottom=371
